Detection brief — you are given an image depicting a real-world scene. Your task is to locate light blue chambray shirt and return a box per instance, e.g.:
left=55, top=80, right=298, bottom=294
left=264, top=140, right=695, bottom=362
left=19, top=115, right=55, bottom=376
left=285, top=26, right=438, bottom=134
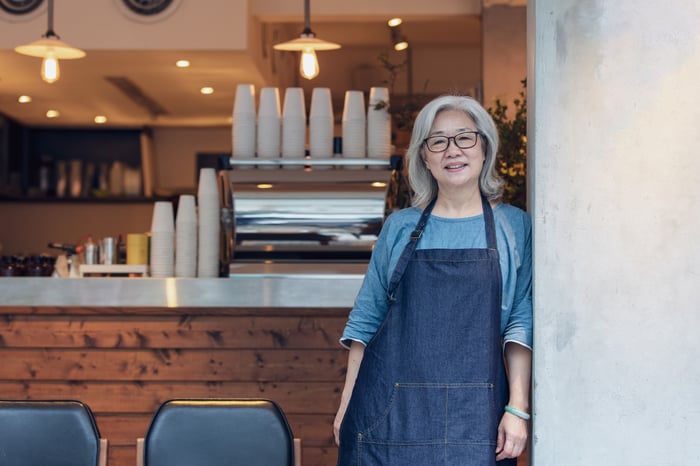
left=340, top=203, right=533, bottom=351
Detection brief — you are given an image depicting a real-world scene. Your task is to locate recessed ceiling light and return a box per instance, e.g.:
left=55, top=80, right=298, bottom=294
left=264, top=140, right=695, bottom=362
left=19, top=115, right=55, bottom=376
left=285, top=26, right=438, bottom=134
left=371, top=181, right=387, bottom=188
left=387, top=18, right=403, bottom=27
left=18, top=95, right=32, bottom=103
left=94, top=115, right=107, bottom=124
left=46, top=109, right=60, bottom=118
left=256, top=183, right=273, bottom=189
left=176, top=60, right=190, bottom=68
left=200, top=87, right=214, bottom=95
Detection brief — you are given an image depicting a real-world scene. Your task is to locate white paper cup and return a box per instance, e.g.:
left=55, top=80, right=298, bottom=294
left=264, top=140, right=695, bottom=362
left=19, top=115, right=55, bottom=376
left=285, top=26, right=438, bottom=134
left=257, top=116, right=281, bottom=161
left=282, top=117, right=307, bottom=161
left=233, top=84, right=256, bottom=115
left=258, top=87, right=281, bottom=118
left=369, top=86, right=390, bottom=107
left=232, top=114, right=256, bottom=162
left=283, top=87, right=306, bottom=120
left=342, top=90, right=366, bottom=122
left=310, top=87, right=333, bottom=119
left=151, top=201, right=175, bottom=233
left=309, top=116, right=334, bottom=158
left=176, top=194, right=197, bottom=225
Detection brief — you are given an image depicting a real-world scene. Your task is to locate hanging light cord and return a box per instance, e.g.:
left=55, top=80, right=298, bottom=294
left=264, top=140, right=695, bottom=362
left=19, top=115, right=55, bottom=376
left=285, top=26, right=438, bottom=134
left=302, top=0, right=314, bottom=37
left=43, top=0, right=60, bottom=39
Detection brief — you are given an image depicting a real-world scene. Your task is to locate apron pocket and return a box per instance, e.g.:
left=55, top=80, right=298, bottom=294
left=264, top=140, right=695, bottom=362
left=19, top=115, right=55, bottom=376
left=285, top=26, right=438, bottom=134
left=361, top=382, right=496, bottom=445
left=445, top=382, right=497, bottom=445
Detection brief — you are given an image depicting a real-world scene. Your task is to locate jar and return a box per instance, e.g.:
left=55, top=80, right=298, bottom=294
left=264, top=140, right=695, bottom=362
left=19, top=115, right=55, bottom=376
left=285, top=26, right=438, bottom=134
left=0, top=255, right=15, bottom=277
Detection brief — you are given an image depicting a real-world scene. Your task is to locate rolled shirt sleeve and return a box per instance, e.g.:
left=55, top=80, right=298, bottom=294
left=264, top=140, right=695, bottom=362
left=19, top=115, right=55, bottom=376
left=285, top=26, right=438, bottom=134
left=340, top=204, right=533, bottom=351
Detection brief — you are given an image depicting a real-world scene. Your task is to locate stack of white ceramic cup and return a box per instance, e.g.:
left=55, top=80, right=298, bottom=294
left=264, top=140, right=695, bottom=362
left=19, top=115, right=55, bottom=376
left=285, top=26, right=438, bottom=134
left=367, top=86, right=392, bottom=168
left=197, top=168, right=220, bottom=277
left=150, top=201, right=175, bottom=278
left=342, top=90, right=367, bottom=169
left=256, top=87, right=282, bottom=168
left=309, top=87, right=334, bottom=167
left=232, top=84, right=256, bottom=169
left=175, top=194, right=197, bottom=278
left=281, top=87, right=307, bottom=170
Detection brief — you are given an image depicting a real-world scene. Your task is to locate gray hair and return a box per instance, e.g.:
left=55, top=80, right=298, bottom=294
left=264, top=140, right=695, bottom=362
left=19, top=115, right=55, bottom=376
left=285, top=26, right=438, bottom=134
left=406, top=95, right=504, bottom=208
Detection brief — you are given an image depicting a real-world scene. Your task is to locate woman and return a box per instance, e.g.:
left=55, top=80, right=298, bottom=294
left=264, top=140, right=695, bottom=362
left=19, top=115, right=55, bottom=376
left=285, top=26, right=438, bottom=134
left=333, top=95, right=532, bottom=465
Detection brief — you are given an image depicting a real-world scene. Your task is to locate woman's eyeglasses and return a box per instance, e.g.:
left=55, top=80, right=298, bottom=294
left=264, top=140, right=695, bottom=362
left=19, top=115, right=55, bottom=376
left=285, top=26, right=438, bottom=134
left=423, top=131, right=480, bottom=153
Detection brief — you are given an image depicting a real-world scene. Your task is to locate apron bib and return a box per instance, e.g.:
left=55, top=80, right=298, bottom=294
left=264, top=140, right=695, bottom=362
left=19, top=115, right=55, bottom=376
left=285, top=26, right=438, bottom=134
left=338, top=197, right=511, bottom=466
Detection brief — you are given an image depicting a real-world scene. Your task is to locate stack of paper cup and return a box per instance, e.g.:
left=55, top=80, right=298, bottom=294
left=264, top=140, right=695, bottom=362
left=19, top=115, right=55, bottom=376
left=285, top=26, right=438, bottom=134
left=232, top=84, right=256, bottom=169
left=342, top=90, right=367, bottom=169
left=257, top=87, right=282, bottom=168
left=197, top=168, right=220, bottom=278
left=309, top=87, right=334, bottom=167
left=150, top=201, right=175, bottom=278
left=175, top=194, right=197, bottom=278
left=367, top=86, right=392, bottom=169
left=281, top=87, right=307, bottom=170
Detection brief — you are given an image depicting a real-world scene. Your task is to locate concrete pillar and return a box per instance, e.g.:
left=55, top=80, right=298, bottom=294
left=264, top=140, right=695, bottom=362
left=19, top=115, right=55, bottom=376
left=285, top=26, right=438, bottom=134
left=530, top=1, right=700, bottom=464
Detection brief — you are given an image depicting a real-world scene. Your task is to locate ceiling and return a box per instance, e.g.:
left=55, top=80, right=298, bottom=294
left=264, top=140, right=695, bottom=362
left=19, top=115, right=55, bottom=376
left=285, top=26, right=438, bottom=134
left=0, top=12, right=481, bottom=129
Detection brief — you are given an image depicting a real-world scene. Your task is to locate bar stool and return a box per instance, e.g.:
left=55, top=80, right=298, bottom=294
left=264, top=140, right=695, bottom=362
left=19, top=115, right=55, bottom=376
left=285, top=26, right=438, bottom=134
left=0, top=399, right=107, bottom=466
left=137, top=398, right=301, bottom=466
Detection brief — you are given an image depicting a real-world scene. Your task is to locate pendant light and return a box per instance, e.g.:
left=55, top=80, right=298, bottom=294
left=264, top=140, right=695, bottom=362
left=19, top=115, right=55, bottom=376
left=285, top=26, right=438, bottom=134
left=273, top=0, right=340, bottom=80
left=14, top=0, right=86, bottom=84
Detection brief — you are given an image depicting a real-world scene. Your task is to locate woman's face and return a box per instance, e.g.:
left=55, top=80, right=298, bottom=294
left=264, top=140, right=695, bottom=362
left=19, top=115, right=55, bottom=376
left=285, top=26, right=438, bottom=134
left=422, top=109, right=485, bottom=192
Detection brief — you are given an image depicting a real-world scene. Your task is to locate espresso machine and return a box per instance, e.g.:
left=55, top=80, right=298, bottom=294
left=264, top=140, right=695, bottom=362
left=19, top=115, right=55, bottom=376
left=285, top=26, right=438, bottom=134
left=220, top=155, right=410, bottom=275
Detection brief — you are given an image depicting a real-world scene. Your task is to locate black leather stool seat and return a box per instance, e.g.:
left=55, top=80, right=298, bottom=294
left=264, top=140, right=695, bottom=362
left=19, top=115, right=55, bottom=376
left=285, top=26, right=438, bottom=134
left=144, top=398, right=295, bottom=466
left=0, top=400, right=101, bottom=466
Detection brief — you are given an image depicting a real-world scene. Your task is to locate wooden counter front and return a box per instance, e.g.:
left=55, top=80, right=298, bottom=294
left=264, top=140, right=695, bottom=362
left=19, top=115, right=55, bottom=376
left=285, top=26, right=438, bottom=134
left=0, top=304, right=350, bottom=466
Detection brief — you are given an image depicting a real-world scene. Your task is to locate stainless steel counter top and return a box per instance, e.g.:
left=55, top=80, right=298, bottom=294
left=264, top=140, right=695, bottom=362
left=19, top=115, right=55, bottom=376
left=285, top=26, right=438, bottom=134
left=0, top=275, right=364, bottom=308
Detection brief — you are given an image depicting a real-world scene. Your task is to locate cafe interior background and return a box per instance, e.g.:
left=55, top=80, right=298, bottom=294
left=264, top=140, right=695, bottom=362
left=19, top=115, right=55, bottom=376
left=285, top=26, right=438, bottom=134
left=0, top=0, right=526, bottom=257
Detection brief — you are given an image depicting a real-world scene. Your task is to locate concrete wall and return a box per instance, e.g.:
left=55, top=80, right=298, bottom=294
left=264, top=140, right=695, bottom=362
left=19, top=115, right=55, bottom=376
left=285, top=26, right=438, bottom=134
left=530, top=0, right=700, bottom=464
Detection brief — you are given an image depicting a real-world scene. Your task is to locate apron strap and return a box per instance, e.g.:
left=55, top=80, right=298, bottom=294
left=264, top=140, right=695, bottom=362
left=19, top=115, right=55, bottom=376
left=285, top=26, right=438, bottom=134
left=386, top=196, right=499, bottom=303
left=481, top=196, right=498, bottom=251
left=386, top=198, right=436, bottom=303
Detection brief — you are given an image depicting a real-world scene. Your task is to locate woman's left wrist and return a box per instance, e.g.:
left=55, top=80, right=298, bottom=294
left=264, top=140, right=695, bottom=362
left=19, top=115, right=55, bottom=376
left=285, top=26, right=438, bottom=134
left=504, top=405, right=531, bottom=420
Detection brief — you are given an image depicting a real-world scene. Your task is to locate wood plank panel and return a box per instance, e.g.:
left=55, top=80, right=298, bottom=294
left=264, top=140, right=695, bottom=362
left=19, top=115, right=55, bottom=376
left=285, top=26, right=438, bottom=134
left=1, top=306, right=350, bottom=317
left=0, top=381, right=342, bottom=414
left=0, top=306, right=349, bottom=466
left=0, top=315, right=348, bottom=349
left=0, top=348, right=347, bottom=381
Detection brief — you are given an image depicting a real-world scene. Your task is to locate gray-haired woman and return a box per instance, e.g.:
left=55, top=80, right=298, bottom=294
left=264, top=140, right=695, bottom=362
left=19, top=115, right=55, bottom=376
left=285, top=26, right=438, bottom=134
left=334, top=95, right=532, bottom=465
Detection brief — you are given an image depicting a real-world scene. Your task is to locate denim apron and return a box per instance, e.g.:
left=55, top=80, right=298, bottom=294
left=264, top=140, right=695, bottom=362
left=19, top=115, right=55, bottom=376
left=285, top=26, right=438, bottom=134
left=338, top=197, right=513, bottom=466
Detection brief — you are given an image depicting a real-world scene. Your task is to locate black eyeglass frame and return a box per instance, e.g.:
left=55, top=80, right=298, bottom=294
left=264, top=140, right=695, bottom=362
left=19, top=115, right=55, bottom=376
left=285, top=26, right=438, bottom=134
left=422, top=131, right=481, bottom=153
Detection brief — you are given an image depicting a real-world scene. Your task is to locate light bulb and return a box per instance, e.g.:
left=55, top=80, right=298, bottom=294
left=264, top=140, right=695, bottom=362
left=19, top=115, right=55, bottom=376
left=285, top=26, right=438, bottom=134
left=300, top=49, right=319, bottom=80
left=394, top=40, right=409, bottom=51
left=41, top=51, right=60, bottom=83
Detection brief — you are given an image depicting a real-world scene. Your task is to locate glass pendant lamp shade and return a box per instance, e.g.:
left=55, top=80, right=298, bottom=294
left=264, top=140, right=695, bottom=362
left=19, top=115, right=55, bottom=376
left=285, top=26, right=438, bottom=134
left=14, top=0, right=85, bottom=84
left=274, top=34, right=341, bottom=52
left=273, top=0, right=340, bottom=80
left=15, top=37, right=86, bottom=60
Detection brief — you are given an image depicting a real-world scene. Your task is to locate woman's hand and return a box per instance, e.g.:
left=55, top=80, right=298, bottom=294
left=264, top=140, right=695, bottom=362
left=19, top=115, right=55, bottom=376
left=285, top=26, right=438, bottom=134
left=333, top=402, right=348, bottom=446
left=495, top=411, right=528, bottom=461
left=333, top=341, right=366, bottom=446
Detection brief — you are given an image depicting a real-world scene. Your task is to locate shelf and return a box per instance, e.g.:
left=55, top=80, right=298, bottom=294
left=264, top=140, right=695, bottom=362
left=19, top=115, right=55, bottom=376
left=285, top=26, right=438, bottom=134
left=79, top=264, right=149, bottom=277
left=228, top=157, right=391, bottom=167
left=0, top=195, right=172, bottom=204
